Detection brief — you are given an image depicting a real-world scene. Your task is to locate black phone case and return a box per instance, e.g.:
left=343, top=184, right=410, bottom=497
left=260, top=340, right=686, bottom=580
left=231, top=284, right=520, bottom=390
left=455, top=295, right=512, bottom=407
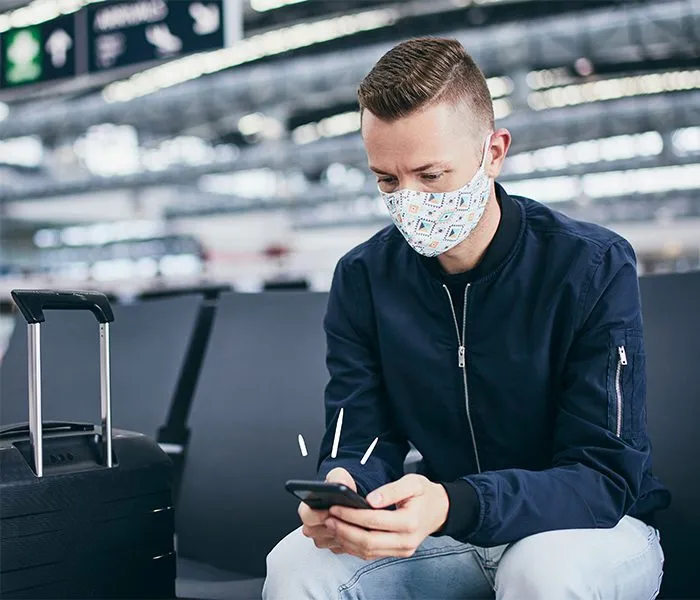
left=285, top=480, right=371, bottom=509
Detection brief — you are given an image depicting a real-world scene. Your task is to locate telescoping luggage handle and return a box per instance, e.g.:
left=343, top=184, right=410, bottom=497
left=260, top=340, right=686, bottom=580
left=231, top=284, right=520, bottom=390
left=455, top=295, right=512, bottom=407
left=10, top=290, right=115, bottom=477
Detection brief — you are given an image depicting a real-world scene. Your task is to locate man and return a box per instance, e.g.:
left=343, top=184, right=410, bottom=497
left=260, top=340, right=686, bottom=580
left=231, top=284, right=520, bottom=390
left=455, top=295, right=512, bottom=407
left=264, top=38, right=670, bottom=599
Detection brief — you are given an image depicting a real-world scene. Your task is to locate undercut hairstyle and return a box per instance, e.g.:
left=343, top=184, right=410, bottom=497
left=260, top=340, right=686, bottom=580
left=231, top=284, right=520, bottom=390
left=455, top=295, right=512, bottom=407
left=358, top=37, right=495, bottom=136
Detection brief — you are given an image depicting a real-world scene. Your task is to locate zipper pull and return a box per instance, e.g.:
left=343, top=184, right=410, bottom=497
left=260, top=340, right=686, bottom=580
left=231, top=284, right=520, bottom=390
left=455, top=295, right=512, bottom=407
left=618, top=345, right=628, bottom=366
left=458, top=345, right=466, bottom=368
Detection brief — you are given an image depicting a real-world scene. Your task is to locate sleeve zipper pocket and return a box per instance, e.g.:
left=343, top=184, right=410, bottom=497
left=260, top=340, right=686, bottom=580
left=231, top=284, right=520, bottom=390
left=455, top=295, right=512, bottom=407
left=615, top=345, right=628, bottom=437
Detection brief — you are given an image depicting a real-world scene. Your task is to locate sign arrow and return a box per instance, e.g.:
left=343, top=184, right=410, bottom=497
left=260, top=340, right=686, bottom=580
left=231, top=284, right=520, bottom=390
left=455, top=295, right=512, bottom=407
left=45, top=28, right=73, bottom=68
left=145, top=24, right=183, bottom=56
left=189, top=2, right=220, bottom=36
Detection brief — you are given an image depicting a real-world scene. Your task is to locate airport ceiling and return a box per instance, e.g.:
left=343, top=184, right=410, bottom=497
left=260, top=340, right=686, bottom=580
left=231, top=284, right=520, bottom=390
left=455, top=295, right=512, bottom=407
left=0, top=0, right=698, bottom=230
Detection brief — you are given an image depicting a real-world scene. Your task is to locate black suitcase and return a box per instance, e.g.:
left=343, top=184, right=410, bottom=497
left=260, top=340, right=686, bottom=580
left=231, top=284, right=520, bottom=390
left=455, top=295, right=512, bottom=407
left=0, top=290, right=176, bottom=599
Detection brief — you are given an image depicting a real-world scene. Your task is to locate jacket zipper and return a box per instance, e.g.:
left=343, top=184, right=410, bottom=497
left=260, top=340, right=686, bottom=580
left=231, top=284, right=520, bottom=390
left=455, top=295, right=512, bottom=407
left=615, top=345, right=627, bottom=437
left=443, top=283, right=482, bottom=473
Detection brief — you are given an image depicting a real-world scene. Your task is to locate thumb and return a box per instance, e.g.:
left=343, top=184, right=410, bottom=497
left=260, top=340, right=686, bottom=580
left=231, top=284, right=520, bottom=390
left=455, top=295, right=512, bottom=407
left=326, top=467, right=357, bottom=492
left=366, top=474, right=424, bottom=509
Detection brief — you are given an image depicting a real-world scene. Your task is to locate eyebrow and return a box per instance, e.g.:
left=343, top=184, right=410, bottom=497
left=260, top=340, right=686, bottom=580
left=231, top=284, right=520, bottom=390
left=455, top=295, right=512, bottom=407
left=369, top=162, right=451, bottom=175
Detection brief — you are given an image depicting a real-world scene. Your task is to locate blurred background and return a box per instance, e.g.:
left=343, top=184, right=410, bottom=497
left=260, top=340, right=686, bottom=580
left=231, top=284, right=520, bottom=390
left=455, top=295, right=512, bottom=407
left=0, top=0, right=699, bottom=357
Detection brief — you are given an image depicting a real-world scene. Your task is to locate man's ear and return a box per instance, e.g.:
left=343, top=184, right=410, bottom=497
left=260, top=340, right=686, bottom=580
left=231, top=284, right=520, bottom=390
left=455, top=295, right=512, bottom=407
left=486, top=129, right=512, bottom=179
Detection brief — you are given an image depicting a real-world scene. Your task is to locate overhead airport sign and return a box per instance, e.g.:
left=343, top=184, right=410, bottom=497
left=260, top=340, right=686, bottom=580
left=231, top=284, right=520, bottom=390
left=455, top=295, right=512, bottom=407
left=0, top=0, right=235, bottom=90
left=88, top=0, right=224, bottom=72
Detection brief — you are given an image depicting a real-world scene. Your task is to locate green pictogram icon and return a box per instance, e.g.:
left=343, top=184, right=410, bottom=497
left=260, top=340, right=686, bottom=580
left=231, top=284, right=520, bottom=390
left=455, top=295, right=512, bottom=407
left=4, top=27, right=42, bottom=85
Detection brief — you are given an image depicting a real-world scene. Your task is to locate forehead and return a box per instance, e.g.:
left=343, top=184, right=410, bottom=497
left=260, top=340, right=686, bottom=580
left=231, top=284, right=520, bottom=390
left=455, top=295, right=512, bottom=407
left=361, top=102, right=475, bottom=167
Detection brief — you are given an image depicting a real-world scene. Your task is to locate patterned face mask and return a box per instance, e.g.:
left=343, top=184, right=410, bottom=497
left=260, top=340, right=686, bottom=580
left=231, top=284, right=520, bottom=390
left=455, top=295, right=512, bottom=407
left=381, top=135, right=492, bottom=257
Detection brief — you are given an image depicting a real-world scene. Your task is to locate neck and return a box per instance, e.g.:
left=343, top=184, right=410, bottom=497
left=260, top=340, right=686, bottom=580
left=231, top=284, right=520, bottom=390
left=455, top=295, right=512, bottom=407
left=437, top=184, right=501, bottom=275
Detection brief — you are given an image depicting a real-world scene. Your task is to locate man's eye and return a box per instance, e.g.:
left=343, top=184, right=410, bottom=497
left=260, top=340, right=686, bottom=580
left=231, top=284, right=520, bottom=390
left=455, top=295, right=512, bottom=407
left=379, top=178, right=397, bottom=186
left=422, top=173, right=443, bottom=181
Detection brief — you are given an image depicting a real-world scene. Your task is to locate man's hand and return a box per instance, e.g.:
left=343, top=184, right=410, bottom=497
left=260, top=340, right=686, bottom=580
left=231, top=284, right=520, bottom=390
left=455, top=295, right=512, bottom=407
left=324, top=473, right=449, bottom=561
left=299, top=467, right=356, bottom=554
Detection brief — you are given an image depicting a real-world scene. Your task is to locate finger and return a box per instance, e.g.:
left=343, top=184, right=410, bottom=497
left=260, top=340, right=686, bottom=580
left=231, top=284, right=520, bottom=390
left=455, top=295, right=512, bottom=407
left=314, top=536, right=339, bottom=550
left=305, top=528, right=340, bottom=552
left=312, top=531, right=342, bottom=551
left=302, top=524, right=334, bottom=541
left=299, top=504, right=330, bottom=526
left=299, top=502, right=330, bottom=519
left=366, top=474, right=425, bottom=509
left=328, top=505, right=418, bottom=534
left=326, top=517, right=416, bottom=560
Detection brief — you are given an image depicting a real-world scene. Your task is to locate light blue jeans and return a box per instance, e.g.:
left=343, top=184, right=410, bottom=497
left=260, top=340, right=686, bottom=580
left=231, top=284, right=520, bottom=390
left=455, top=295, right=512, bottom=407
left=263, top=515, right=664, bottom=599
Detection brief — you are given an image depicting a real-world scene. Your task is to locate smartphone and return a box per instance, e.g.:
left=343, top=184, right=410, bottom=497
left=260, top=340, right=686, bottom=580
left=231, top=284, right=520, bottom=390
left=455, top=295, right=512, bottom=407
left=285, top=479, right=372, bottom=510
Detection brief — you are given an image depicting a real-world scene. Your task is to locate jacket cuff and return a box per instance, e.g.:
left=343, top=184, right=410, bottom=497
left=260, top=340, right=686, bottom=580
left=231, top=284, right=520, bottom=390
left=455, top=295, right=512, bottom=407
left=433, top=479, right=479, bottom=539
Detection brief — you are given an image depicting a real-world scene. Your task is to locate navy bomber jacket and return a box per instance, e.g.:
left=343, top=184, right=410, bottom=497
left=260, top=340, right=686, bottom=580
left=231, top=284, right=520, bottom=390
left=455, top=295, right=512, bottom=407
left=317, top=182, right=670, bottom=547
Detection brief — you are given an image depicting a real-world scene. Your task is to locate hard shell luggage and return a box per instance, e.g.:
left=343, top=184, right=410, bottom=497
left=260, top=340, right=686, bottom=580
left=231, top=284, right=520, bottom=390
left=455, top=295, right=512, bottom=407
left=0, top=290, right=175, bottom=599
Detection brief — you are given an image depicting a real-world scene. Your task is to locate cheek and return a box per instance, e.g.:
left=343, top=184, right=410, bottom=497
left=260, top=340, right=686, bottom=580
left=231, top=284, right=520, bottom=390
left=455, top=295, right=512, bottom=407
left=437, top=172, right=472, bottom=192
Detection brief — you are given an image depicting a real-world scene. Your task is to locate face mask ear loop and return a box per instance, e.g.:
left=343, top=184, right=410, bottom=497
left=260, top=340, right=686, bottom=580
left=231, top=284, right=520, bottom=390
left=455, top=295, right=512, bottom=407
left=479, top=133, right=493, bottom=173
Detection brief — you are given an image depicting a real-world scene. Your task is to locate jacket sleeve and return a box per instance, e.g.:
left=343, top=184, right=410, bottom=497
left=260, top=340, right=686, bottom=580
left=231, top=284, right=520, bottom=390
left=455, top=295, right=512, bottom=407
left=317, top=257, right=409, bottom=496
left=457, top=239, right=652, bottom=546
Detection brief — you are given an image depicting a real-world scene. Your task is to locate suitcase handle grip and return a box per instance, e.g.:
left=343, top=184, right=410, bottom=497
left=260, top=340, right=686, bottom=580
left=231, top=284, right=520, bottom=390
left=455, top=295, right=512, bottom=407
left=10, top=290, right=114, bottom=324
